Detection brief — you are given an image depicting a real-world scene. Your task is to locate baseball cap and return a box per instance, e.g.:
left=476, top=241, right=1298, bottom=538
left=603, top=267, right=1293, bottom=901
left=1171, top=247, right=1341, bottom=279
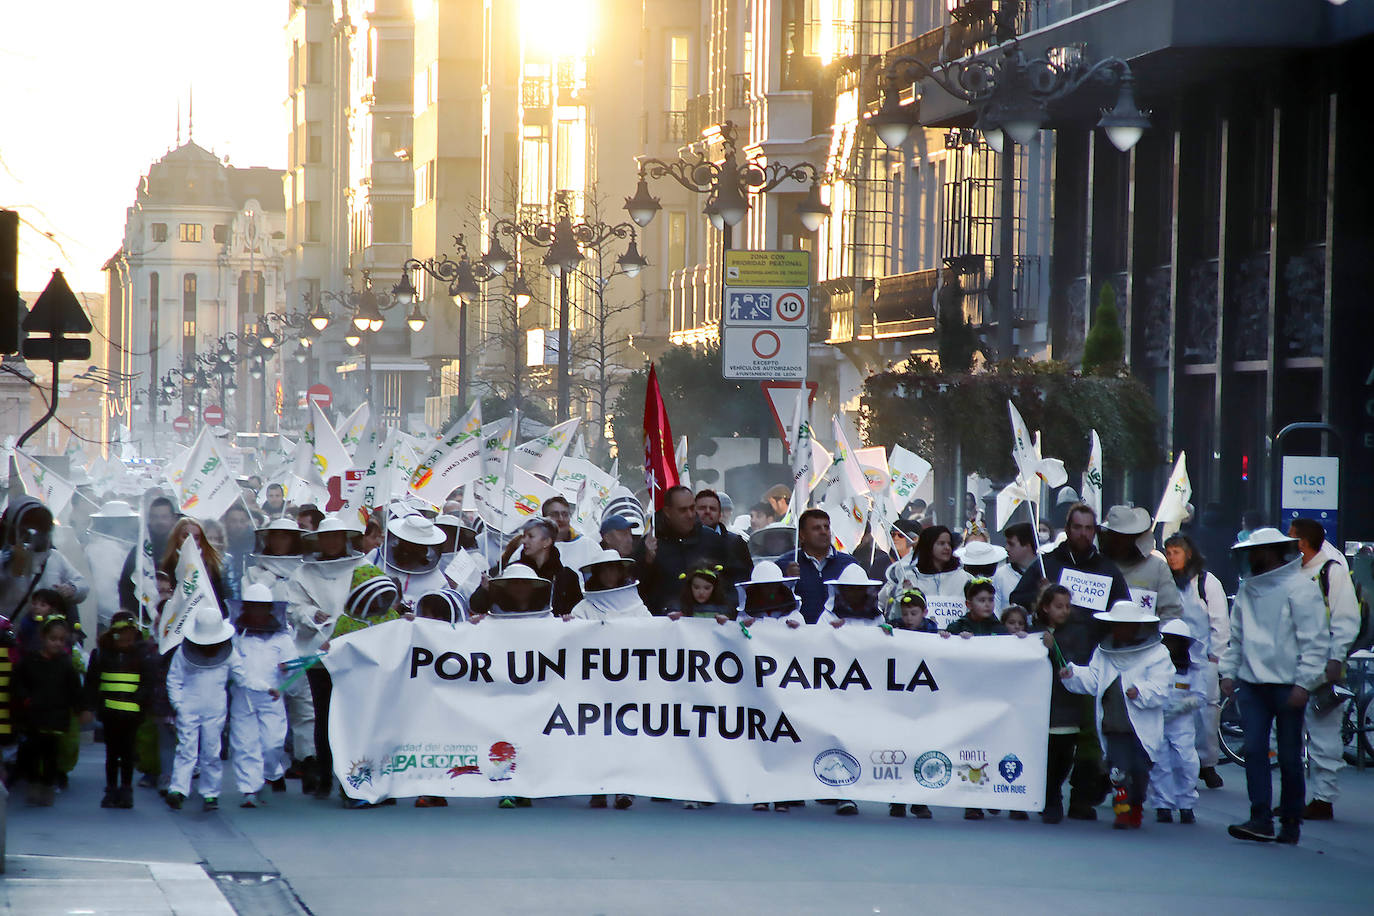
left=600, top=515, right=634, bottom=535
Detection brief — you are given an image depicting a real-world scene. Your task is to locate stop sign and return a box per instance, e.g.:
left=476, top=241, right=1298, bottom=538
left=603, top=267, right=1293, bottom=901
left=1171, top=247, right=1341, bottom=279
left=307, top=383, right=333, bottom=411
left=172, top=415, right=192, bottom=433
left=203, top=405, right=225, bottom=426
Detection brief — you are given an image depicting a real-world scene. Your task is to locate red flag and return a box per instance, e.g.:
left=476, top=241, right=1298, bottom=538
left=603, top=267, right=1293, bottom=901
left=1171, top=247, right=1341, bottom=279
left=642, top=363, right=679, bottom=509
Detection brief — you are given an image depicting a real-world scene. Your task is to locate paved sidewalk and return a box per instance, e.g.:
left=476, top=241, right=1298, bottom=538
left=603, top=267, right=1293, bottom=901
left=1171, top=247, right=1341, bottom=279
left=1, top=854, right=234, bottom=916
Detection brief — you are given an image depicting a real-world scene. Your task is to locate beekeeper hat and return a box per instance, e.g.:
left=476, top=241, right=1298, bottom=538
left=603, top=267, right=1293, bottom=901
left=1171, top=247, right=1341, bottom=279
left=1092, top=599, right=1159, bottom=624
left=183, top=603, right=235, bottom=646
left=824, top=564, right=882, bottom=588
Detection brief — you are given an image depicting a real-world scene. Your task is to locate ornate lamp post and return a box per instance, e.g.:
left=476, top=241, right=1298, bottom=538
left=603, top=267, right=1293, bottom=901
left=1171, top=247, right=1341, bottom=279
left=314, top=271, right=422, bottom=403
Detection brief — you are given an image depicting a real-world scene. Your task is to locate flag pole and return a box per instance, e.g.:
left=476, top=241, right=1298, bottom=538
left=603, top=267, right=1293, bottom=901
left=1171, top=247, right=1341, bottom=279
left=496, top=409, right=520, bottom=574
left=1024, top=475, right=1049, bottom=580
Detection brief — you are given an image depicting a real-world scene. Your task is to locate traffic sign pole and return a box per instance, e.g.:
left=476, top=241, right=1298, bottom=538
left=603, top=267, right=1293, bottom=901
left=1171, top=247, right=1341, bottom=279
left=17, top=269, right=93, bottom=448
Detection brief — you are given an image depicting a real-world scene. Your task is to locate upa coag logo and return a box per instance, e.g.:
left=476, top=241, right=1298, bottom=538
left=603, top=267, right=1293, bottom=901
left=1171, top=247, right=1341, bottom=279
left=814, top=749, right=862, bottom=787
left=994, top=753, right=1027, bottom=796
left=870, top=750, right=906, bottom=780
left=486, top=741, right=518, bottom=781
left=913, top=750, right=952, bottom=789
left=956, top=749, right=991, bottom=790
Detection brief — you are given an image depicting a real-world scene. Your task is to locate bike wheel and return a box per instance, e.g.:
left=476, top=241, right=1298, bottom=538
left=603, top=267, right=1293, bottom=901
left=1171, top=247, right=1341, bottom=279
left=1342, top=696, right=1374, bottom=765
left=1218, top=694, right=1247, bottom=766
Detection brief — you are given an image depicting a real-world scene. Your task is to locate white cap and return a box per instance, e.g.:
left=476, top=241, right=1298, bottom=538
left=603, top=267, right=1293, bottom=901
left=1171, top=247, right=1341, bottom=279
left=824, top=564, right=882, bottom=588
left=1231, top=527, right=1297, bottom=551
left=955, top=541, right=1007, bottom=566
left=183, top=604, right=234, bottom=645
left=1092, top=599, right=1159, bottom=624
left=241, top=583, right=274, bottom=604
left=392, top=514, right=445, bottom=546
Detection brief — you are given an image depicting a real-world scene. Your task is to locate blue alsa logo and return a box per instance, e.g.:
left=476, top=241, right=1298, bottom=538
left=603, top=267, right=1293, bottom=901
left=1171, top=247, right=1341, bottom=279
left=1293, top=474, right=1326, bottom=486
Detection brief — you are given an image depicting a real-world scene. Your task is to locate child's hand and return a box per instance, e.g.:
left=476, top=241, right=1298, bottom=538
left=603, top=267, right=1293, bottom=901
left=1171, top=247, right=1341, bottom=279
left=403, top=611, right=416, bottom=621
left=740, top=616, right=757, bottom=628
left=959, top=631, right=973, bottom=639
left=830, top=619, right=845, bottom=629
left=319, top=641, right=330, bottom=652
left=470, top=613, right=486, bottom=625
left=714, top=614, right=730, bottom=626
left=1014, top=630, right=1028, bottom=639
left=1058, top=667, right=1073, bottom=680
left=785, top=619, right=801, bottom=629
left=269, top=688, right=281, bottom=700
left=313, top=610, right=330, bottom=625
left=278, top=662, right=288, bottom=672
left=1125, top=686, right=1139, bottom=700
left=561, top=614, right=573, bottom=622
left=939, top=631, right=952, bottom=639
left=667, top=611, right=683, bottom=621
left=784, top=562, right=801, bottom=578
left=1041, top=632, right=1055, bottom=649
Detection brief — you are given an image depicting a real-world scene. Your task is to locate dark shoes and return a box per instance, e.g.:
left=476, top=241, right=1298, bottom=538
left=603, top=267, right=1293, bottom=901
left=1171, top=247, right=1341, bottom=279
left=1009, top=810, right=1029, bottom=821
left=414, top=795, right=448, bottom=808
left=1228, top=817, right=1274, bottom=842
left=1303, top=799, right=1333, bottom=821
left=118, top=786, right=134, bottom=809
left=963, top=808, right=984, bottom=820
left=1199, top=766, right=1224, bottom=789
left=888, top=803, right=906, bottom=817
left=1041, top=803, right=1063, bottom=824
left=165, top=792, right=185, bottom=810
left=1066, top=804, right=1098, bottom=821
left=835, top=800, right=859, bottom=815
left=910, top=804, right=932, bottom=819
left=614, top=794, right=634, bottom=809
left=101, top=787, right=118, bottom=809
left=1157, top=808, right=1173, bottom=823
left=1276, top=818, right=1301, bottom=845
left=589, top=794, right=608, bottom=808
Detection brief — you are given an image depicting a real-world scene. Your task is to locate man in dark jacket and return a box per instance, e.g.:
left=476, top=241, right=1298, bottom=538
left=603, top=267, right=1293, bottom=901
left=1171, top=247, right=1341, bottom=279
left=1010, top=502, right=1131, bottom=820
left=695, top=488, right=752, bottom=576
left=785, top=509, right=856, bottom=624
left=635, top=486, right=742, bottom=613
left=118, top=496, right=177, bottom=614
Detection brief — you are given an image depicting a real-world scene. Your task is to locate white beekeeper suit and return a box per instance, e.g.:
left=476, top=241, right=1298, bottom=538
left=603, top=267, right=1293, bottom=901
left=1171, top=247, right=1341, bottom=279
left=167, top=605, right=245, bottom=802
left=285, top=530, right=366, bottom=656
left=569, top=550, right=650, bottom=621
left=1148, top=620, right=1204, bottom=814
left=229, top=584, right=293, bottom=801
left=1301, top=544, right=1361, bottom=808
left=736, top=561, right=805, bottom=628
left=243, top=519, right=311, bottom=761
left=367, top=514, right=450, bottom=608
left=1176, top=565, right=1228, bottom=772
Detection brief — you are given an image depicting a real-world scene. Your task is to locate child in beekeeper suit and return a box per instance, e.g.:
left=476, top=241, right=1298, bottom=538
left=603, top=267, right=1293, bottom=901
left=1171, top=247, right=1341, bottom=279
left=1059, top=599, right=1175, bottom=830
left=230, top=583, right=294, bottom=809
left=1149, top=618, right=1204, bottom=825
left=165, top=604, right=245, bottom=812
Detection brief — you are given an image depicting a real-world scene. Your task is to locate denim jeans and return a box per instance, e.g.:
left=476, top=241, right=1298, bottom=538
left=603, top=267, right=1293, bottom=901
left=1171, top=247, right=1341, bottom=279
left=1237, top=681, right=1306, bottom=822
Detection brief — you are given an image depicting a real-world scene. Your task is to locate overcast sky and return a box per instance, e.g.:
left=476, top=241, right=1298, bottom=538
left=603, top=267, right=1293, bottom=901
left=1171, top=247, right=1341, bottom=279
left=0, top=0, right=283, bottom=294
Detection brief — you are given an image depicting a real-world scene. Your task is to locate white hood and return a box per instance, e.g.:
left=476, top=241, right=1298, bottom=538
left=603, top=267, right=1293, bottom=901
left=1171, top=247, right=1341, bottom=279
left=1220, top=558, right=1328, bottom=690
left=571, top=582, right=649, bottom=621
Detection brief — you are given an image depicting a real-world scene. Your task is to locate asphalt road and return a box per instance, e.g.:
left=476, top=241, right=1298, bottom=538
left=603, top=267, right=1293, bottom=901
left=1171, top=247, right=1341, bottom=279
left=6, top=749, right=1374, bottom=915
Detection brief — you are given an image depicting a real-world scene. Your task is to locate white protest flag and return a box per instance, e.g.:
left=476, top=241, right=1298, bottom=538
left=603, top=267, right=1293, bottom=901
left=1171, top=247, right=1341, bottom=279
left=176, top=429, right=240, bottom=521
left=132, top=492, right=161, bottom=626
left=308, top=400, right=352, bottom=487
left=1154, top=451, right=1192, bottom=540
left=512, top=418, right=580, bottom=482
left=823, top=418, right=869, bottom=552
left=13, top=449, right=77, bottom=516
left=674, top=435, right=691, bottom=491
left=572, top=433, right=589, bottom=461
left=481, top=417, right=515, bottom=480
left=156, top=541, right=216, bottom=654
left=1006, top=401, right=1069, bottom=495
left=830, top=417, right=871, bottom=499
left=887, top=445, right=932, bottom=513
left=996, top=481, right=1029, bottom=530
left=409, top=400, right=484, bottom=507
left=854, top=446, right=890, bottom=494
left=291, top=408, right=319, bottom=483
left=383, top=432, right=424, bottom=505
left=481, top=464, right=557, bottom=534
left=337, top=403, right=374, bottom=460
left=163, top=444, right=191, bottom=494
left=789, top=417, right=814, bottom=518
left=1082, top=429, right=1104, bottom=517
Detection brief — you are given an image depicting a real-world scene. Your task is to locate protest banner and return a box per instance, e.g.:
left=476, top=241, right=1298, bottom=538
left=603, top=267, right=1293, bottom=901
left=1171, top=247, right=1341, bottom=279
left=13, top=449, right=77, bottom=516
left=175, top=429, right=240, bottom=521
left=324, top=618, right=1049, bottom=808
left=156, top=542, right=216, bottom=653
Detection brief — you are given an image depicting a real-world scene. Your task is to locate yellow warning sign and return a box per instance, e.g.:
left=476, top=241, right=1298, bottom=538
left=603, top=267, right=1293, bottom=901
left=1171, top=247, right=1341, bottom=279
left=723, top=250, right=811, bottom=288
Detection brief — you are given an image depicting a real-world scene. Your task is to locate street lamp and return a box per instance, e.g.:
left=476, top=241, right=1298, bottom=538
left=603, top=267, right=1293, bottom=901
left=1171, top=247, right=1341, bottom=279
left=316, top=271, right=414, bottom=402
left=492, top=200, right=648, bottom=422
left=867, top=30, right=1150, bottom=360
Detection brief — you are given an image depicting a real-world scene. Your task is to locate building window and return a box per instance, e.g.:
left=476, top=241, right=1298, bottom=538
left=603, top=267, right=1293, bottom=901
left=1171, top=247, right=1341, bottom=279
left=668, top=34, right=690, bottom=113
left=179, top=223, right=203, bottom=242
left=148, top=272, right=160, bottom=352
left=183, top=274, right=197, bottom=312
left=667, top=211, right=687, bottom=274
left=305, top=202, right=321, bottom=242
left=182, top=274, right=197, bottom=366
left=371, top=201, right=407, bottom=244
left=238, top=271, right=265, bottom=314
left=307, top=121, right=323, bottom=163
left=150, top=223, right=168, bottom=242
left=307, top=41, right=323, bottom=84
left=213, top=224, right=229, bottom=244
left=415, top=160, right=436, bottom=205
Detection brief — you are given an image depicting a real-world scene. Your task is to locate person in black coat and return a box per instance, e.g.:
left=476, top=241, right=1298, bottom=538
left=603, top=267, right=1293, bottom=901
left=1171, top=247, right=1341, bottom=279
left=15, top=615, right=89, bottom=805
left=635, top=486, right=745, bottom=613
left=471, top=518, right=583, bottom=617
left=85, top=611, right=153, bottom=809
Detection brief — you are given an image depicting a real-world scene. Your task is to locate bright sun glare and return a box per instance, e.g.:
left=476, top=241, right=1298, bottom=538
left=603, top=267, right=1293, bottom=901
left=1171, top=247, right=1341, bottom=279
left=519, top=0, right=595, bottom=58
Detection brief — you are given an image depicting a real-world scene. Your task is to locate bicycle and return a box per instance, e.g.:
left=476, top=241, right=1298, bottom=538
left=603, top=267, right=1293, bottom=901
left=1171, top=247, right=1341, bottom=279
left=1216, top=688, right=1372, bottom=767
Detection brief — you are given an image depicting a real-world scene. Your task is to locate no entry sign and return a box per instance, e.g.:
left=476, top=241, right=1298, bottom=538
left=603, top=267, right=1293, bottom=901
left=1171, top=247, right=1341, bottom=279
left=172, top=415, right=192, bottom=433
left=203, top=405, right=225, bottom=426
left=307, top=383, right=333, bottom=411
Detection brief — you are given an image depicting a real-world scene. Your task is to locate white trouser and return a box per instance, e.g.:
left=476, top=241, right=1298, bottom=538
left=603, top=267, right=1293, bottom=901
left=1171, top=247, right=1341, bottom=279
left=1306, top=694, right=1348, bottom=803
left=170, top=710, right=226, bottom=799
left=1148, top=712, right=1199, bottom=811
left=1195, top=661, right=1222, bottom=767
left=230, top=687, right=288, bottom=793
left=282, top=675, right=315, bottom=760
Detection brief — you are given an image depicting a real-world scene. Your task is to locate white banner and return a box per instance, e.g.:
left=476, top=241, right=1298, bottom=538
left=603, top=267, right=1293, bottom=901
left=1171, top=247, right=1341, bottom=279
left=409, top=400, right=483, bottom=507
left=13, top=449, right=77, bottom=517
left=156, top=541, right=216, bottom=654
left=176, top=430, right=239, bottom=521
left=324, top=618, right=1049, bottom=807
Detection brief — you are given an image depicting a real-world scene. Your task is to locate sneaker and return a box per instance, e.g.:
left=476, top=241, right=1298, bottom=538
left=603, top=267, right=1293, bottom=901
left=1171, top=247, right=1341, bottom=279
left=888, top=803, right=906, bottom=818
left=1112, top=810, right=1132, bottom=830
left=1066, top=804, right=1098, bottom=821
left=964, top=808, right=984, bottom=820
left=1041, top=803, right=1063, bottom=824
left=55, top=772, right=69, bottom=791
left=614, top=794, right=634, bottom=810
left=344, top=798, right=376, bottom=809
left=1156, top=808, right=1173, bottom=823
left=499, top=796, right=517, bottom=809
left=415, top=795, right=448, bottom=808
left=1009, top=810, right=1029, bottom=821
left=773, top=802, right=790, bottom=812
left=240, top=793, right=259, bottom=809
left=165, top=792, right=185, bottom=810
left=818, top=799, right=838, bottom=805
left=203, top=797, right=219, bottom=812
left=1179, top=809, right=1196, bottom=825
left=118, top=786, right=135, bottom=809
left=1302, top=799, right=1333, bottom=821
left=137, top=774, right=158, bottom=789
left=589, top=795, right=608, bottom=808
left=515, top=797, right=532, bottom=808
left=1199, top=766, right=1224, bottom=789
left=101, top=787, right=118, bottom=809
left=910, top=804, right=933, bottom=819
left=268, top=778, right=287, bottom=793
left=1276, top=818, right=1301, bottom=845
left=836, top=800, right=859, bottom=816
left=683, top=801, right=701, bottom=810
left=1227, top=817, right=1275, bottom=842
left=651, top=797, right=671, bottom=803
left=751, top=802, right=769, bottom=812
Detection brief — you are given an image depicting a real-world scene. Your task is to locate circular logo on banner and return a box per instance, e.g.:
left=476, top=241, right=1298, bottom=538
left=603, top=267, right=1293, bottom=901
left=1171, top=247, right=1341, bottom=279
left=751, top=330, right=782, bottom=360
left=776, top=292, right=805, bottom=322
left=813, top=749, right=861, bottom=787
left=913, top=750, right=952, bottom=789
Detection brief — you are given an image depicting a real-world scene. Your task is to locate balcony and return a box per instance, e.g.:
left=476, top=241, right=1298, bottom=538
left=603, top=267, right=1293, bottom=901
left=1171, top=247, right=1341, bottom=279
left=521, top=77, right=551, bottom=109
left=872, top=268, right=938, bottom=338
left=367, top=79, right=412, bottom=108
left=729, top=74, right=751, bottom=110
left=663, top=110, right=687, bottom=143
